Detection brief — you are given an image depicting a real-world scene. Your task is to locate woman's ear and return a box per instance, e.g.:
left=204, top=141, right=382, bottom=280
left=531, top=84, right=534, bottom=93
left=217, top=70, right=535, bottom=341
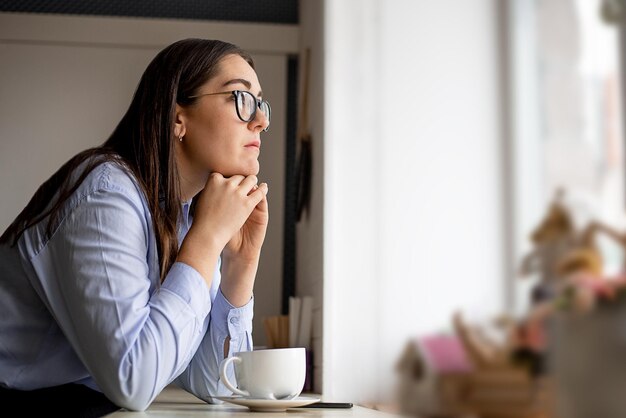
left=174, top=104, right=187, bottom=139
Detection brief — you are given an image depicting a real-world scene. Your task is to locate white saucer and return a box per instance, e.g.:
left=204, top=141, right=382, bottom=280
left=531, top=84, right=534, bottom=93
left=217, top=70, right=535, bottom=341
left=217, top=395, right=320, bottom=412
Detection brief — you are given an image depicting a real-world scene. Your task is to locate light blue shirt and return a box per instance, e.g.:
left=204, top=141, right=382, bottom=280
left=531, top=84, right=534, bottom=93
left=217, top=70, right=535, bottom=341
left=0, top=161, right=254, bottom=411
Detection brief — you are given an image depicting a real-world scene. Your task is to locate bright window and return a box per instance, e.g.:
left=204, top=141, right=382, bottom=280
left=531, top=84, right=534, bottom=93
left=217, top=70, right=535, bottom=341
left=511, top=0, right=624, bottom=312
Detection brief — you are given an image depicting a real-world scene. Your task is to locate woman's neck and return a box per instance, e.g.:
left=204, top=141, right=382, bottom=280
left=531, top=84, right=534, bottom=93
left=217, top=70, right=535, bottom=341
left=175, top=146, right=209, bottom=202
left=179, top=170, right=207, bottom=202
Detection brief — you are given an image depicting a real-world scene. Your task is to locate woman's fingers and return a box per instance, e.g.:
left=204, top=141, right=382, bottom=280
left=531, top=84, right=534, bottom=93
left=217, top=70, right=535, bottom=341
left=193, top=174, right=267, bottom=244
left=255, top=184, right=269, bottom=212
left=225, top=174, right=246, bottom=188
left=247, top=183, right=268, bottom=208
left=237, top=175, right=258, bottom=195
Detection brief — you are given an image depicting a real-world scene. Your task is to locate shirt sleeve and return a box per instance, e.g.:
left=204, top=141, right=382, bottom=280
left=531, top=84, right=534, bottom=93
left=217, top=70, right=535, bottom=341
left=28, top=181, right=214, bottom=411
left=173, top=285, right=254, bottom=403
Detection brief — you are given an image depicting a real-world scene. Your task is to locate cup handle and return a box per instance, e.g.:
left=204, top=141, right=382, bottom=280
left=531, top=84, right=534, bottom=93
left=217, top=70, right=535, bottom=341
left=219, top=356, right=249, bottom=397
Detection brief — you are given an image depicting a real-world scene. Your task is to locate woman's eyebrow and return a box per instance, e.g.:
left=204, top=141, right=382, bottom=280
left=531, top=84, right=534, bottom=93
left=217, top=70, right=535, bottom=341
left=222, top=78, right=251, bottom=89
left=222, top=78, right=263, bottom=96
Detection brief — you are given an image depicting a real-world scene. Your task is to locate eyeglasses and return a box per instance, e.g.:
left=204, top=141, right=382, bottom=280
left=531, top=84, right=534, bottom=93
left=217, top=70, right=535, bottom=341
left=188, top=90, right=271, bottom=132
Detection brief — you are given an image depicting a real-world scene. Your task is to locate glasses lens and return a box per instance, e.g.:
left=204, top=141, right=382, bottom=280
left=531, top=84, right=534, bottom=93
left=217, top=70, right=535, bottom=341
left=235, top=91, right=271, bottom=131
left=260, top=101, right=271, bottom=124
left=236, top=91, right=254, bottom=122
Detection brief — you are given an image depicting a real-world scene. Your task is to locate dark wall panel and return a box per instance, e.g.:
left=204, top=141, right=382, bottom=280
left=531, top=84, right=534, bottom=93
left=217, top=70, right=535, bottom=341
left=0, top=0, right=298, bottom=24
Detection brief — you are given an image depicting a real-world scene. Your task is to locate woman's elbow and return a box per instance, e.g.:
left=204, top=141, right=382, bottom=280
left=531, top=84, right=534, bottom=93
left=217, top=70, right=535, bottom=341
left=105, top=387, right=157, bottom=412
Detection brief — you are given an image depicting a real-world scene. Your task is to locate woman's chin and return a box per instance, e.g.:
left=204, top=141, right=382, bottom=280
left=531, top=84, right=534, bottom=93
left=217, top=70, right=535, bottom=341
left=221, top=163, right=259, bottom=177
left=241, top=160, right=260, bottom=176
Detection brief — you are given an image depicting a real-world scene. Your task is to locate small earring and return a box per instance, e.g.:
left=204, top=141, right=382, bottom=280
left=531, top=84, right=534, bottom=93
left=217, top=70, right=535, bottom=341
left=178, top=135, right=183, bottom=142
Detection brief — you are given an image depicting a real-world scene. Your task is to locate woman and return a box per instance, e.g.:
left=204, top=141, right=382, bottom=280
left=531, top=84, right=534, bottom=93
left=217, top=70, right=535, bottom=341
left=0, top=38, right=270, bottom=416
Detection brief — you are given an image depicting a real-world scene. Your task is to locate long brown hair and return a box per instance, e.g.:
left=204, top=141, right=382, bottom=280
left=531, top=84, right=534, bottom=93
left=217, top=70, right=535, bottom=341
left=0, top=38, right=254, bottom=282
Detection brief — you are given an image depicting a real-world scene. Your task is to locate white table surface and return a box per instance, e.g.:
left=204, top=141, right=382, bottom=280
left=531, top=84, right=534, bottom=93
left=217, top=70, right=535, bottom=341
left=105, top=385, right=404, bottom=417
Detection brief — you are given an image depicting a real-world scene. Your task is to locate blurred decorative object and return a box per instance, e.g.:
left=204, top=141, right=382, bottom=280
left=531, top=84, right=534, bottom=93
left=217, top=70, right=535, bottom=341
left=500, top=184, right=626, bottom=417
left=579, top=219, right=626, bottom=270
left=295, top=48, right=312, bottom=222
left=395, top=333, right=473, bottom=417
left=519, top=189, right=603, bottom=306
left=397, top=185, right=626, bottom=416
left=395, top=315, right=552, bottom=418
left=452, top=312, right=511, bottom=370
left=601, top=0, right=625, bottom=25
left=519, top=189, right=602, bottom=281
left=552, top=272, right=626, bottom=313
left=522, top=217, right=626, bottom=417
left=519, top=188, right=626, bottom=314
left=453, top=312, right=547, bottom=379
left=519, top=189, right=575, bottom=283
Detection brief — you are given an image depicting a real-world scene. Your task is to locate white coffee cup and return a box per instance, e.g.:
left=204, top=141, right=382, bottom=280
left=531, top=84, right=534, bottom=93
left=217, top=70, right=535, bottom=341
left=219, top=347, right=306, bottom=400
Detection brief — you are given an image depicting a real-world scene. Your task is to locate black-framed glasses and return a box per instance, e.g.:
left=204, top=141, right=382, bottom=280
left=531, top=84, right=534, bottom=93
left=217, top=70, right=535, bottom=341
left=188, top=90, right=271, bottom=132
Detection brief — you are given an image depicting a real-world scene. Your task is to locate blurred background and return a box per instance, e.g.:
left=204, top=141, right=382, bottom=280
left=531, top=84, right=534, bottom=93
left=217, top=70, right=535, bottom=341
left=1, top=0, right=625, bottom=416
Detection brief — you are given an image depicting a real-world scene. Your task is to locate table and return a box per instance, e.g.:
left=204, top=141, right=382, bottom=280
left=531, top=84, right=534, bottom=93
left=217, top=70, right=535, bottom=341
left=105, top=385, right=403, bottom=417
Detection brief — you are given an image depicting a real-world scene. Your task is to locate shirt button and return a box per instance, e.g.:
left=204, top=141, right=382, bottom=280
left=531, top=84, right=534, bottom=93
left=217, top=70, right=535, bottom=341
left=230, top=317, right=239, bottom=325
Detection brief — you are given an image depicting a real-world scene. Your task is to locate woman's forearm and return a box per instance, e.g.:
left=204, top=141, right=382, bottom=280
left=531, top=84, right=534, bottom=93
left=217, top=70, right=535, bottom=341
left=220, top=256, right=259, bottom=307
left=176, top=231, right=222, bottom=288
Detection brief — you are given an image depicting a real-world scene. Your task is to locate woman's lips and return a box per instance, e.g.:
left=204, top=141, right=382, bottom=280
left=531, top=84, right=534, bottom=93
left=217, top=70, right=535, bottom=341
left=245, top=140, right=261, bottom=149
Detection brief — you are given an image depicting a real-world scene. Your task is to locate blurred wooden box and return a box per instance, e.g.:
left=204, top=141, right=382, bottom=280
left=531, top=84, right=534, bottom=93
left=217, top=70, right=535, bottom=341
left=436, top=369, right=554, bottom=418
left=450, top=368, right=552, bottom=418
left=396, top=336, right=554, bottom=418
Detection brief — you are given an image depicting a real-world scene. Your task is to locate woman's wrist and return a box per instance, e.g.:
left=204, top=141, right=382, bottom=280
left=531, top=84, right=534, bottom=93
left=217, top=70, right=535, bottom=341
left=220, top=257, right=258, bottom=307
left=222, top=249, right=262, bottom=268
left=177, top=231, right=222, bottom=285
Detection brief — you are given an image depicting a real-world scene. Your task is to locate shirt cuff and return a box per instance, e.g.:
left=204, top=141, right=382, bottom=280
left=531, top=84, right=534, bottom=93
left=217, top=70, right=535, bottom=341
left=211, top=289, right=254, bottom=337
left=161, top=262, right=212, bottom=319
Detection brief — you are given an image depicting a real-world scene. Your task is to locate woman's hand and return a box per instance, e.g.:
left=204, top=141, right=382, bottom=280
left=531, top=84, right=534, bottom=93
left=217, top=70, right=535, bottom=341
left=220, top=177, right=269, bottom=307
left=223, top=182, right=269, bottom=264
left=193, top=173, right=267, bottom=248
left=177, top=173, right=267, bottom=284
